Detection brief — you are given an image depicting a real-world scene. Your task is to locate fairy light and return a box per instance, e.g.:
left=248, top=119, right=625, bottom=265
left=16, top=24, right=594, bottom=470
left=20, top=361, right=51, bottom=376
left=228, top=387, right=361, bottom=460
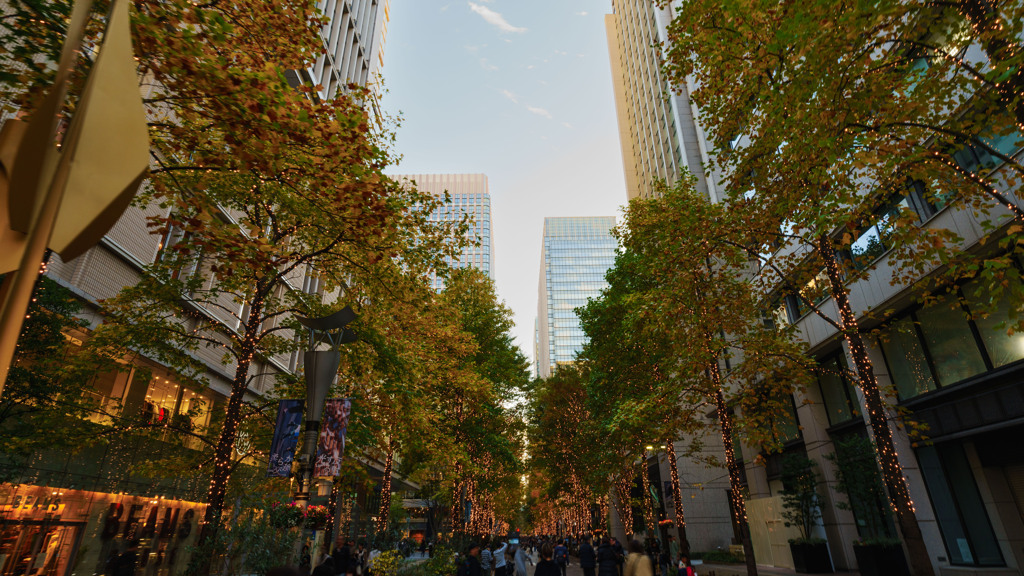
left=665, top=441, right=690, bottom=554
left=376, top=446, right=394, bottom=535
left=818, top=235, right=917, bottom=511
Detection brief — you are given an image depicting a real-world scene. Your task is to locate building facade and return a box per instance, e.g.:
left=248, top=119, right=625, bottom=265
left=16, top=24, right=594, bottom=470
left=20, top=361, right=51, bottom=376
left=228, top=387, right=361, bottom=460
left=605, top=1, right=1024, bottom=573
left=301, top=0, right=390, bottom=100
left=535, top=216, right=617, bottom=379
left=394, top=173, right=494, bottom=290
left=605, top=0, right=713, bottom=202
left=0, top=5, right=396, bottom=575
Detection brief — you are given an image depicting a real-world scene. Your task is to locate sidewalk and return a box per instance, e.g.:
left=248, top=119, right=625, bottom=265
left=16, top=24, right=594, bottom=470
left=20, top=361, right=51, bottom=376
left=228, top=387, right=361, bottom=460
left=544, top=559, right=853, bottom=576
left=696, top=563, right=856, bottom=576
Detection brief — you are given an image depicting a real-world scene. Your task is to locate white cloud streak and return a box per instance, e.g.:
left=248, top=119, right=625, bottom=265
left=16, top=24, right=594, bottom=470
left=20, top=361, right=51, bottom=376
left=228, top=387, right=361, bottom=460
left=501, top=89, right=518, bottom=104
left=468, top=2, right=527, bottom=33
left=527, top=106, right=552, bottom=119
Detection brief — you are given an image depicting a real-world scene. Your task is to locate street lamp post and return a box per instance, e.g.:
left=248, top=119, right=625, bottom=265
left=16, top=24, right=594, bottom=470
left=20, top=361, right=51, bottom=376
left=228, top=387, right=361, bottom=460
left=293, top=306, right=357, bottom=509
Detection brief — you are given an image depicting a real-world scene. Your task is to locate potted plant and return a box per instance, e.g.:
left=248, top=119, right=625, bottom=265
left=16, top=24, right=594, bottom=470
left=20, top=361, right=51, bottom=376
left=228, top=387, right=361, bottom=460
left=827, top=436, right=909, bottom=576
left=305, top=504, right=330, bottom=529
left=780, top=454, right=833, bottom=573
left=269, top=501, right=305, bottom=529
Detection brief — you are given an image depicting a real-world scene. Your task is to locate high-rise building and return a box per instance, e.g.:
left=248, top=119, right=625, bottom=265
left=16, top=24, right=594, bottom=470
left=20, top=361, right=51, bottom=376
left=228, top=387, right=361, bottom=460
left=303, top=0, right=390, bottom=100
left=394, top=174, right=494, bottom=290
left=535, top=216, right=617, bottom=379
left=604, top=0, right=739, bottom=553
left=605, top=0, right=714, bottom=201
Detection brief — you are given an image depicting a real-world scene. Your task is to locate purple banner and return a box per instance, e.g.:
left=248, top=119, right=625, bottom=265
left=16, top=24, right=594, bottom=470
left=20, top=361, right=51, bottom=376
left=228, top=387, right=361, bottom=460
left=314, top=398, right=351, bottom=478
left=267, top=399, right=304, bottom=477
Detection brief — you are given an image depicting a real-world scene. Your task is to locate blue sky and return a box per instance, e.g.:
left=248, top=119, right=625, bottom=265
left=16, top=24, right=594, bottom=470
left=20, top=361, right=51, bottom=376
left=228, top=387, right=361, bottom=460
left=381, top=0, right=626, bottom=366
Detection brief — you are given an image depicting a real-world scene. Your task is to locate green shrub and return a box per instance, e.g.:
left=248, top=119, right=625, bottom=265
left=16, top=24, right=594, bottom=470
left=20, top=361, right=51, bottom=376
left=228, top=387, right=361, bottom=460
left=691, top=549, right=745, bottom=564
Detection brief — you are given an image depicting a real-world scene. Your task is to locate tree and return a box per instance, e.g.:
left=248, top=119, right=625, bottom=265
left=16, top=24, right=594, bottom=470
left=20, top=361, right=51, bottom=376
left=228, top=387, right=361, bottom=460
left=526, top=364, right=607, bottom=536
left=779, top=455, right=824, bottom=544
left=0, top=0, right=468, bottom=557
left=0, top=275, right=110, bottom=478
left=575, top=249, right=695, bottom=550
left=600, top=180, right=814, bottom=576
left=436, top=268, right=529, bottom=536
left=661, top=3, right=1024, bottom=573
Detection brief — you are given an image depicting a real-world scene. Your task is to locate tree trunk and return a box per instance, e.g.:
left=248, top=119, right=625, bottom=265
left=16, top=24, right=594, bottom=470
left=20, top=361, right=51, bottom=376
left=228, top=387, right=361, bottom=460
left=450, top=465, right=463, bottom=535
left=377, top=444, right=395, bottom=537
left=818, top=235, right=935, bottom=576
left=326, top=481, right=340, bottom=551
left=195, top=288, right=265, bottom=569
left=612, top=474, right=634, bottom=540
left=664, top=441, right=691, bottom=557
left=708, top=364, right=758, bottom=576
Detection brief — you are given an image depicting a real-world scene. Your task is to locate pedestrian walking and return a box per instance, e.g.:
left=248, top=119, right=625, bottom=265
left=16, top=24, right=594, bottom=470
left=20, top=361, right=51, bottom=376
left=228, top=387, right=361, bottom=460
left=480, top=540, right=494, bottom=576
left=658, top=545, right=670, bottom=576
left=677, top=554, right=696, bottom=576
left=333, top=541, right=351, bottom=576
left=514, top=545, right=534, bottom=576
left=553, top=540, right=569, bottom=576
left=534, top=543, right=560, bottom=576
left=457, top=543, right=483, bottom=576
left=610, top=538, right=625, bottom=576
left=578, top=536, right=596, bottom=576
left=493, top=539, right=509, bottom=576
left=666, top=536, right=679, bottom=569
left=624, top=541, right=652, bottom=576
left=597, top=538, right=618, bottom=576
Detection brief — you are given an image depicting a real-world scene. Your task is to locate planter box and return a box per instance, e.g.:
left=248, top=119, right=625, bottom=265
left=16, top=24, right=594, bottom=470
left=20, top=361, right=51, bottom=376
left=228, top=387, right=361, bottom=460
left=853, top=543, right=910, bottom=576
left=789, top=541, right=833, bottom=574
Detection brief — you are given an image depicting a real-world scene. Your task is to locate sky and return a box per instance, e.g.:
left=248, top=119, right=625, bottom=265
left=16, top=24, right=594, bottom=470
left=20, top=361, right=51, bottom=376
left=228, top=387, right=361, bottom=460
left=380, top=0, right=627, bottom=367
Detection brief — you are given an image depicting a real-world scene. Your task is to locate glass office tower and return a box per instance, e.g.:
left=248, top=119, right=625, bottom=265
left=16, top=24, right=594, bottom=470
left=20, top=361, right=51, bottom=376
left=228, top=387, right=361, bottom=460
left=535, top=216, right=617, bottom=378
left=393, top=173, right=494, bottom=290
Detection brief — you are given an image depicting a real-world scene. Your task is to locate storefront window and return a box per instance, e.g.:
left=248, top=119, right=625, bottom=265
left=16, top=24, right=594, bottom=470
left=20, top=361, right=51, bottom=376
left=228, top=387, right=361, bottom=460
left=878, top=317, right=936, bottom=400
left=918, top=444, right=1004, bottom=567
left=916, top=303, right=988, bottom=386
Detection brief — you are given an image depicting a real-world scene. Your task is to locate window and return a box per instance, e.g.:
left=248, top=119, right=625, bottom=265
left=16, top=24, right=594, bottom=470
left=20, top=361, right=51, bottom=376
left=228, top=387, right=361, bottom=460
left=878, top=317, right=936, bottom=399
left=918, top=443, right=1004, bottom=566
left=951, top=110, right=1024, bottom=176
left=879, top=280, right=1024, bottom=400
left=962, top=279, right=1024, bottom=368
left=817, top=354, right=862, bottom=426
left=848, top=195, right=912, bottom=269
left=790, top=268, right=830, bottom=318
left=917, top=303, right=988, bottom=386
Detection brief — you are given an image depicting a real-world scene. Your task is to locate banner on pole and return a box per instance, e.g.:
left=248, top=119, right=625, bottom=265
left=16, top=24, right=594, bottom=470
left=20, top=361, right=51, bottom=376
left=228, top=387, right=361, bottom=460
left=314, top=398, right=351, bottom=478
left=267, top=399, right=304, bottom=477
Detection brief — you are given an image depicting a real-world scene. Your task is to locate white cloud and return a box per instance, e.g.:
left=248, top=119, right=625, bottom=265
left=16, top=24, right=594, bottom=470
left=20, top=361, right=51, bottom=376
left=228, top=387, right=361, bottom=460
left=526, top=65, right=535, bottom=70
left=468, top=2, right=527, bottom=33
left=479, top=58, right=498, bottom=71
left=527, top=106, right=552, bottom=119
left=576, top=11, right=588, bottom=16
left=562, top=122, right=573, bottom=129
left=501, top=89, right=518, bottom=104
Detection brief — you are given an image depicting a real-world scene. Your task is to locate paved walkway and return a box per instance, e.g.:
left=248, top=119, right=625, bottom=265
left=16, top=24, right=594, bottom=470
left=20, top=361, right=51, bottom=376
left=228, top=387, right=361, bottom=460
left=533, top=557, right=853, bottom=576
left=695, top=563, right=856, bottom=576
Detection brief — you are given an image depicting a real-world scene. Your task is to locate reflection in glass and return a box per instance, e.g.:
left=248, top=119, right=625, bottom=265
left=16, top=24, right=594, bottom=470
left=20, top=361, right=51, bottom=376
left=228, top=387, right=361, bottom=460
left=916, top=303, right=987, bottom=386
left=879, top=317, right=936, bottom=400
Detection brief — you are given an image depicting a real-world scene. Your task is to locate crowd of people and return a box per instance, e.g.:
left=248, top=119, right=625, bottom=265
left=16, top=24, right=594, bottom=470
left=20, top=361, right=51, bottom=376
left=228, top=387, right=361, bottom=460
left=457, top=535, right=697, bottom=576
